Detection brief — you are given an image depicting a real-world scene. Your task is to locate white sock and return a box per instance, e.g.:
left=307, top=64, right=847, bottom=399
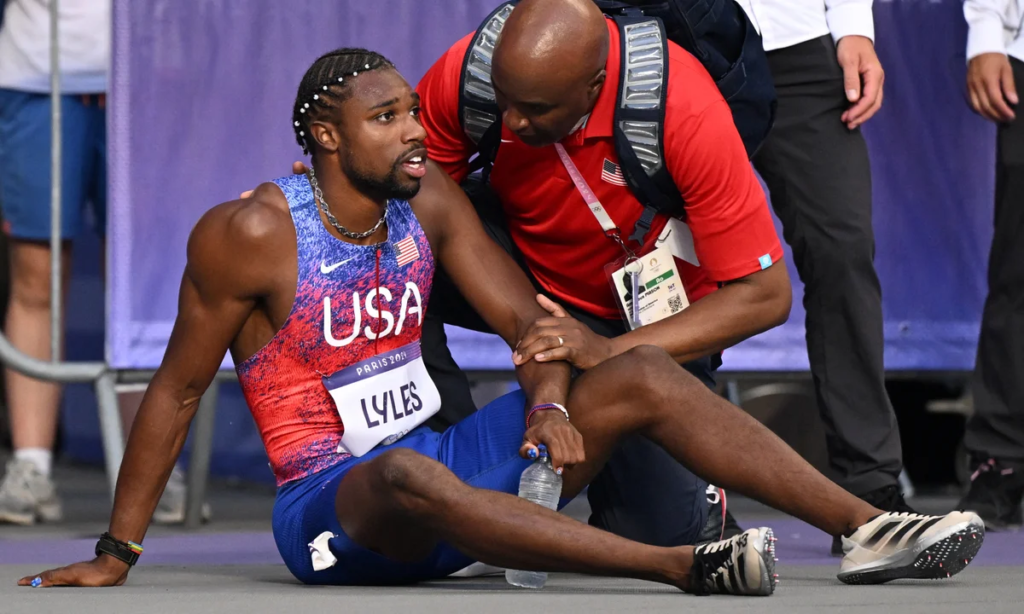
left=14, top=448, right=52, bottom=478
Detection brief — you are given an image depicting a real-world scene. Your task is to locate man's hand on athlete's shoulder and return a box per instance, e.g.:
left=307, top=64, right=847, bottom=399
left=19, top=555, right=129, bottom=588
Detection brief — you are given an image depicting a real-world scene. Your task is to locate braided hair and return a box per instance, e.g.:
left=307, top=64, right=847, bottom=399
left=292, top=48, right=396, bottom=155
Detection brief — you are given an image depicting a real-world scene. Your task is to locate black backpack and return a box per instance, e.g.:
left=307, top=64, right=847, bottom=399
left=458, top=0, right=776, bottom=244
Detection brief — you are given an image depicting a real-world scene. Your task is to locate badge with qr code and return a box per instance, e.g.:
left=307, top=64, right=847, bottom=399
left=608, top=244, right=689, bottom=330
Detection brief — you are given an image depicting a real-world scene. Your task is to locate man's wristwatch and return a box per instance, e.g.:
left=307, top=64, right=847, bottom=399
left=95, top=532, right=144, bottom=567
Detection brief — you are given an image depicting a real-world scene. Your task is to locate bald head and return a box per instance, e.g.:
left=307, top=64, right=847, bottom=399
left=496, top=0, right=608, bottom=79
left=490, top=0, right=610, bottom=147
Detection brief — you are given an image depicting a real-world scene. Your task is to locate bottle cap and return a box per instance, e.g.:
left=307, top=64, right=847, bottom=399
left=537, top=444, right=548, bottom=458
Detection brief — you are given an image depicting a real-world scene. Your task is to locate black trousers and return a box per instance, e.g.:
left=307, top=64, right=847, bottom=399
left=964, top=57, right=1024, bottom=463
left=421, top=178, right=712, bottom=547
left=752, top=36, right=903, bottom=496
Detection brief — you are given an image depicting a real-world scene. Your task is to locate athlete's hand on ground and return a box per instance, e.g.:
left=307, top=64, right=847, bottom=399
left=520, top=409, right=584, bottom=475
left=968, top=53, right=1018, bottom=123
left=239, top=161, right=310, bottom=198
left=513, top=295, right=614, bottom=371
left=836, top=35, right=884, bottom=130
left=18, top=556, right=129, bottom=588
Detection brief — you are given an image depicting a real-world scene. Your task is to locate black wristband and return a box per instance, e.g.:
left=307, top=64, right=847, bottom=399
left=95, top=532, right=142, bottom=567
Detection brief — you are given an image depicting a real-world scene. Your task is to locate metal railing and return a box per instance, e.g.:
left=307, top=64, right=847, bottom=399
left=48, top=0, right=62, bottom=368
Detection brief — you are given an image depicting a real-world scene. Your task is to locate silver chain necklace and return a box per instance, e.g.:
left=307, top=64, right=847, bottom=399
left=307, top=167, right=387, bottom=240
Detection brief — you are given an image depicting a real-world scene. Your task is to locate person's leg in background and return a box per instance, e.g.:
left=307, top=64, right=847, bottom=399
left=0, top=90, right=90, bottom=524
left=751, top=36, right=910, bottom=554
left=958, top=57, right=1024, bottom=530
left=1, top=240, right=73, bottom=524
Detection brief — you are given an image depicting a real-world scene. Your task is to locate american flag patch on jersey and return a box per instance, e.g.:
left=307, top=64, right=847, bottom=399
left=601, top=159, right=628, bottom=186
left=395, top=235, right=420, bottom=267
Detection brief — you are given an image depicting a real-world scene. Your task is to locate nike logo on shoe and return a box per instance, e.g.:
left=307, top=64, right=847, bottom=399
left=320, top=258, right=353, bottom=275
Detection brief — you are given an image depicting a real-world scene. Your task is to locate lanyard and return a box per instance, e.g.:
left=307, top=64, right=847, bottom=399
left=553, top=143, right=636, bottom=260
left=554, top=143, right=643, bottom=326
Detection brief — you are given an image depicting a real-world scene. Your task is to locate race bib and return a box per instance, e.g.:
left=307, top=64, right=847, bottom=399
left=608, top=244, right=689, bottom=331
left=322, top=341, right=440, bottom=457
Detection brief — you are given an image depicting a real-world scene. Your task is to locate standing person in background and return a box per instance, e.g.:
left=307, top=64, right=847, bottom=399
left=958, top=0, right=1024, bottom=530
left=727, top=0, right=914, bottom=552
left=0, top=0, right=202, bottom=526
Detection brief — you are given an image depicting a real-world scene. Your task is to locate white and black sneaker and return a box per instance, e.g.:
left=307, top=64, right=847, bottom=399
left=838, top=511, right=985, bottom=584
left=689, top=527, right=777, bottom=596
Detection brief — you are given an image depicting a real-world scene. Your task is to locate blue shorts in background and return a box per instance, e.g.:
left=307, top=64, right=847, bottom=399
left=0, top=89, right=106, bottom=240
left=271, top=389, right=571, bottom=586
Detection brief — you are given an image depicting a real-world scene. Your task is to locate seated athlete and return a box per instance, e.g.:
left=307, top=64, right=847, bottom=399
left=18, top=49, right=984, bottom=595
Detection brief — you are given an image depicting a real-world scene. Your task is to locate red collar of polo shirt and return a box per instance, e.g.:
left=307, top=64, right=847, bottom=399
left=561, top=19, right=620, bottom=147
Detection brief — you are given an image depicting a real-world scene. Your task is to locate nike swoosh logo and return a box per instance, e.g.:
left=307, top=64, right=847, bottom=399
left=320, top=258, right=354, bottom=275
left=500, top=139, right=514, bottom=143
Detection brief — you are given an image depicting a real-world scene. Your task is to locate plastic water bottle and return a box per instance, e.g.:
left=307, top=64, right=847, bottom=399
left=505, top=445, right=563, bottom=589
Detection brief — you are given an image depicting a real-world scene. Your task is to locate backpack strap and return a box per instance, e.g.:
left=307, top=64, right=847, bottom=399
left=609, top=10, right=686, bottom=246
left=475, top=120, right=503, bottom=184
left=459, top=1, right=517, bottom=179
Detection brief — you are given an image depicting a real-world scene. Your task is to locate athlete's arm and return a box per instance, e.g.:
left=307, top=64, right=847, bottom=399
left=414, top=162, right=580, bottom=471
left=18, top=189, right=284, bottom=588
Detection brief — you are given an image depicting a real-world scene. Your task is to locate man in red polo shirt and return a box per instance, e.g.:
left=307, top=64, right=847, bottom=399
left=417, top=0, right=791, bottom=549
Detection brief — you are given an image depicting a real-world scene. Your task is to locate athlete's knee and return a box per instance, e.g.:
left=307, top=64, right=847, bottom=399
left=617, top=345, right=703, bottom=407
left=376, top=448, right=432, bottom=493
left=619, top=346, right=686, bottom=385
left=622, top=345, right=676, bottom=369
left=374, top=448, right=455, bottom=517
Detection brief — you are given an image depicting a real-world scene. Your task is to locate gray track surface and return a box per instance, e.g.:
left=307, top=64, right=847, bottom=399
left=3, top=565, right=1023, bottom=614
left=1, top=462, right=1021, bottom=614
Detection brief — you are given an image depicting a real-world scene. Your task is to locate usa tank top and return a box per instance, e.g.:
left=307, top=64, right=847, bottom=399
left=236, top=174, right=435, bottom=486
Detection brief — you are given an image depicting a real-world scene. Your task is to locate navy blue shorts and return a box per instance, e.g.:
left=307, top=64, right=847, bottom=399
left=272, top=390, right=571, bottom=585
left=0, top=89, right=106, bottom=240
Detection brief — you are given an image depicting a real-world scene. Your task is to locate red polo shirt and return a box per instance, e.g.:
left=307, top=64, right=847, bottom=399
left=417, top=19, right=783, bottom=320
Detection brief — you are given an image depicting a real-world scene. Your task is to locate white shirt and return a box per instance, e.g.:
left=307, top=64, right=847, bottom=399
left=735, top=0, right=875, bottom=52
left=965, top=0, right=1024, bottom=62
left=0, top=0, right=111, bottom=94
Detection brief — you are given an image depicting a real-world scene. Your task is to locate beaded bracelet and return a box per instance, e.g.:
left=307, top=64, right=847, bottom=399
left=526, top=403, right=570, bottom=428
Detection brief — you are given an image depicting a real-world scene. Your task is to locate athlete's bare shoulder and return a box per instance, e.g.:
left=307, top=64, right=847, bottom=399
left=186, top=181, right=296, bottom=299
left=191, top=182, right=290, bottom=249
left=407, top=159, right=469, bottom=248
